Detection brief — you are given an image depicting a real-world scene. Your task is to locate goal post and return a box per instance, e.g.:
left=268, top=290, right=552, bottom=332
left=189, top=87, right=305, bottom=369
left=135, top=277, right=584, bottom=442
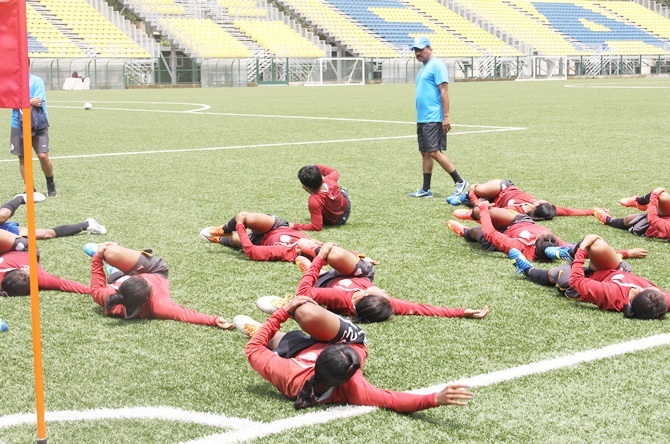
left=516, top=56, right=568, bottom=81
left=305, top=57, right=365, bottom=86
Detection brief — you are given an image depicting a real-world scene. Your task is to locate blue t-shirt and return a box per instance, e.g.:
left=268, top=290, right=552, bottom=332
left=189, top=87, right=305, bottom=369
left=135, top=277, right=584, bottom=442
left=415, top=58, right=449, bottom=123
left=11, top=74, right=48, bottom=129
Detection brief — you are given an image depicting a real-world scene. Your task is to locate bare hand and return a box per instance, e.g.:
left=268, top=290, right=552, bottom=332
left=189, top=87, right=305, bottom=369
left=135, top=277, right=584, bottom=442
left=318, top=242, right=334, bottom=259
left=442, top=116, right=451, bottom=133
left=30, top=97, right=43, bottom=107
left=284, top=295, right=318, bottom=315
left=627, top=248, right=648, bottom=259
left=95, top=241, right=118, bottom=258
left=464, top=306, right=489, bottom=319
left=653, top=187, right=666, bottom=195
left=235, top=212, right=247, bottom=225
left=435, top=384, right=473, bottom=406
left=579, top=234, right=600, bottom=250
left=215, top=317, right=234, bottom=330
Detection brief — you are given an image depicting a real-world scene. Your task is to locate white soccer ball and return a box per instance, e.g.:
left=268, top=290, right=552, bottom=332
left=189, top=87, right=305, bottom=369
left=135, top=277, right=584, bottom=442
left=84, top=102, right=93, bottom=110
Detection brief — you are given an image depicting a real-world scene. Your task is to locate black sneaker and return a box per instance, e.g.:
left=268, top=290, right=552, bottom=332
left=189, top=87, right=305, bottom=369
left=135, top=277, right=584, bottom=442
left=47, top=183, right=57, bottom=198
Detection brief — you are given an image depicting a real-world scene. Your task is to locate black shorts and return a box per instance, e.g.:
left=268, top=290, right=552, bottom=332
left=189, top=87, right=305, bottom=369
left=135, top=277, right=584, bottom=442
left=108, top=250, right=169, bottom=284
left=627, top=214, right=649, bottom=236
left=333, top=189, right=351, bottom=226
left=274, top=317, right=366, bottom=358
left=315, top=259, right=375, bottom=287
left=249, top=216, right=290, bottom=245
left=416, top=122, right=446, bottom=153
left=10, top=127, right=49, bottom=156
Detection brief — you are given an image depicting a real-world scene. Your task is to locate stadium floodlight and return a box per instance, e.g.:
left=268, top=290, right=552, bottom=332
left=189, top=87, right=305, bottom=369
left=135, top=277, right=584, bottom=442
left=305, top=57, right=365, bottom=86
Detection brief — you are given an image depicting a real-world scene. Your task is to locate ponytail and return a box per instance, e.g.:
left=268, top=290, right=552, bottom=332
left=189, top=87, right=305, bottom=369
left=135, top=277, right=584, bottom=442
left=294, top=375, right=319, bottom=410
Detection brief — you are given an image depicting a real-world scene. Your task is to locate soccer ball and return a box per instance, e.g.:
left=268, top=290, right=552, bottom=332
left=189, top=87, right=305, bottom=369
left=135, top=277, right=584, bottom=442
left=84, top=102, right=93, bottom=110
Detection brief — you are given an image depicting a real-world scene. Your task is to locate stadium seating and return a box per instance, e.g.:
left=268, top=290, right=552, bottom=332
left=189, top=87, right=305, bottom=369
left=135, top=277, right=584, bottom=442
left=277, top=0, right=398, bottom=57
left=405, top=0, right=523, bottom=57
left=158, top=18, right=252, bottom=58
left=37, top=0, right=151, bottom=58
left=597, top=0, right=670, bottom=40
left=27, top=2, right=84, bottom=58
left=234, top=20, right=325, bottom=57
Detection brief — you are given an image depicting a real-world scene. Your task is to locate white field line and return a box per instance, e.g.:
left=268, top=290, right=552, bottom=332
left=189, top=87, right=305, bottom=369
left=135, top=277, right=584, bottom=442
left=564, top=85, right=670, bottom=89
left=0, top=128, right=525, bottom=164
left=3, top=334, right=664, bottom=441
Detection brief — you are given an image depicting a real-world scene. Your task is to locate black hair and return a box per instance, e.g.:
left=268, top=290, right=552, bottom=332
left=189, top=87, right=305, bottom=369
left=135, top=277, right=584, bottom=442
left=534, top=232, right=560, bottom=262
left=298, top=165, right=323, bottom=190
left=105, top=276, right=151, bottom=315
left=530, top=203, right=556, bottom=221
left=354, top=293, right=394, bottom=323
left=294, top=344, right=361, bottom=409
left=1, top=269, right=30, bottom=296
left=623, top=289, right=668, bottom=320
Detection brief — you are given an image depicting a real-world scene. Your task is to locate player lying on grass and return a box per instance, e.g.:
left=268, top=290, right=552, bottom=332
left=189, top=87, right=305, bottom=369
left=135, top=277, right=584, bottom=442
left=508, top=234, right=668, bottom=320
left=257, top=242, right=488, bottom=323
left=234, top=295, right=473, bottom=411
left=447, top=200, right=646, bottom=262
left=452, top=179, right=593, bottom=221
left=85, top=242, right=234, bottom=328
left=594, top=187, right=670, bottom=241
left=289, top=164, right=350, bottom=231
left=0, top=229, right=91, bottom=296
left=0, top=193, right=106, bottom=238
left=200, top=212, right=317, bottom=262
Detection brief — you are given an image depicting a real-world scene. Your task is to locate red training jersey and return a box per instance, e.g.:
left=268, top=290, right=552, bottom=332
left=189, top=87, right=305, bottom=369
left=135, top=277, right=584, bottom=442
left=568, top=249, right=670, bottom=311
left=236, top=224, right=308, bottom=262
left=90, top=256, right=218, bottom=325
left=0, top=251, right=91, bottom=294
left=298, top=256, right=466, bottom=318
left=646, top=191, right=670, bottom=240
left=495, top=186, right=591, bottom=217
left=292, top=165, right=348, bottom=231
left=478, top=205, right=568, bottom=260
left=244, top=308, right=439, bottom=412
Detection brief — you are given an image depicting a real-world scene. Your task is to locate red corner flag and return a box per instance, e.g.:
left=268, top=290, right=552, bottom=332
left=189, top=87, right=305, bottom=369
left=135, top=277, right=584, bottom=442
left=0, top=0, right=30, bottom=109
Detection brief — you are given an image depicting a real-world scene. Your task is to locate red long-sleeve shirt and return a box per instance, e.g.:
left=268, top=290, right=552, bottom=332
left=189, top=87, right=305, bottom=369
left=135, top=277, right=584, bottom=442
left=236, top=224, right=308, bottom=262
left=244, top=308, right=439, bottom=412
left=292, top=165, right=348, bottom=232
left=90, top=256, right=218, bottom=325
left=478, top=205, right=568, bottom=260
left=297, top=256, right=466, bottom=318
left=0, top=251, right=91, bottom=294
left=568, top=249, right=670, bottom=311
left=646, top=191, right=670, bottom=240
left=494, top=186, right=591, bottom=217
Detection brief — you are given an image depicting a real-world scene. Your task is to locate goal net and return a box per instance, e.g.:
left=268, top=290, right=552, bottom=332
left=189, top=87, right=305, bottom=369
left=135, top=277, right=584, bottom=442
left=305, top=58, right=365, bottom=86
left=516, top=56, right=568, bottom=81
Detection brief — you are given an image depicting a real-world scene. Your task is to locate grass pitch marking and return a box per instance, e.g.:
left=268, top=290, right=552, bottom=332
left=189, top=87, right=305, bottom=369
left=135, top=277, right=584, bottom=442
left=2, top=334, right=667, bottom=442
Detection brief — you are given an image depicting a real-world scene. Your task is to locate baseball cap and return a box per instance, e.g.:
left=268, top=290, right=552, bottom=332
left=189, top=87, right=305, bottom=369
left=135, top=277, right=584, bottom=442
left=410, top=36, right=431, bottom=50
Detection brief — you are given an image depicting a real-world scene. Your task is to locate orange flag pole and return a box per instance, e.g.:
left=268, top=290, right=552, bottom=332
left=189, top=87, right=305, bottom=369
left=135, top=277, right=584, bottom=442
left=22, top=109, right=48, bottom=444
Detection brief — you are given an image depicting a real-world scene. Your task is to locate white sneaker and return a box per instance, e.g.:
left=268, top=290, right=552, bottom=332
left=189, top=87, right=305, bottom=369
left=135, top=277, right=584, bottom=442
left=15, top=192, right=46, bottom=203
left=85, top=218, right=107, bottom=235
left=256, top=294, right=293, bottom=315
left=233, top=315, right=262, bottom=337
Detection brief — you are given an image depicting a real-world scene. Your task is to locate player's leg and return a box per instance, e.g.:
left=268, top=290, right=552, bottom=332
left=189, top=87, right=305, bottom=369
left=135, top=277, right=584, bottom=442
left=243, top=213, right=277, bottom=235
left=472, top=206, right=517, bottom=228
left=99, top=244, right=144, bottom=272
left=584, top=238, right=621, bottom=271
left=470, top=180, right=504, bottom=200
left=293, top=302, right=345, bottom=342
left=321, top=245, right=360, bottom=276
left=0, top=195, right=24, bottom=225
left=657, top=190, right=670, bottom=217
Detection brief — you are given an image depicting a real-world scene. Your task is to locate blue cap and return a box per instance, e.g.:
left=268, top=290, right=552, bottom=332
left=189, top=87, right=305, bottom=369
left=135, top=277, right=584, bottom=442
left=410, top=36, right=431, bottom=50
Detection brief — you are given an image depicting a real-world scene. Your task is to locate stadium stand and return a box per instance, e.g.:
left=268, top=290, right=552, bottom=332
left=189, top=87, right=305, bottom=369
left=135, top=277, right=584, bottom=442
left=527, top=0, right=670, bottom=54
left=234, top=20, right=326, bottom=57
left=405, top=0, right=523, bottom=56
left=36, top=0, right=152, bottom=58
left=276, top=0, right=398, bottom=57
left=27, top=2, right=84, bottom=58
left=157, top=17, right=252, bottom=59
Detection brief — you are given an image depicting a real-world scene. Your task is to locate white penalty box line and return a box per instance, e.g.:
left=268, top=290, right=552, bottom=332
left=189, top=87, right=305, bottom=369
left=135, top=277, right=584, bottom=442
left=1, top=334, right=668, bottom=443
